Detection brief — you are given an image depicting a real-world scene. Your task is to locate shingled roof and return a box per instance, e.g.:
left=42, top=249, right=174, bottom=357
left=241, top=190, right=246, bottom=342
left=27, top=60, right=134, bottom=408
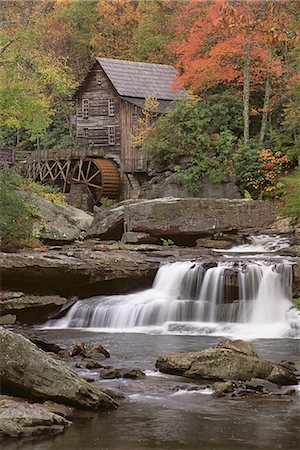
left=96, top=57, right=186, bottom=101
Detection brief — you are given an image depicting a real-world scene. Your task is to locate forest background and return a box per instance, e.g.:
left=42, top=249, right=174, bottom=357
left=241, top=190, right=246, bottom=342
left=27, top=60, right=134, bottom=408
left=0, top=0, right=299, bottom=210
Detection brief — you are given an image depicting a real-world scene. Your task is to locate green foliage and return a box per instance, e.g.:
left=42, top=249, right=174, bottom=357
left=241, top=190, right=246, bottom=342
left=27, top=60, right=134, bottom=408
left=0, top=71, right=52, bottom=141
left=98, top=197, right=116, bottom=209
left=291, top=297, right=300, bottom=314
left=133, top=0, right=177, bottom=63
left=143, top=97, right=238, bottom=192
left=0, top=167, right=67, bottom=246
left=0, top=167, right=34, bottom=242
left=279, top=168, right=300, bottom=225
left=23, top=180, right=66, bottom=205
left=160, top=238, right=175, bottom=247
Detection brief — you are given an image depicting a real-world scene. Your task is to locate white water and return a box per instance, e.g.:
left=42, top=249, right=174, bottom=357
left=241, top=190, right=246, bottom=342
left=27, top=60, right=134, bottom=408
left=214, top=234, right=290, bottom=254
left=44, top=260, right=300, bottom=339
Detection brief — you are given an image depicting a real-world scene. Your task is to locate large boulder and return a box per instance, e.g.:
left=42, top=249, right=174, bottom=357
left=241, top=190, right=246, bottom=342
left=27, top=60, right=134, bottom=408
left=0, top=396, right=71, bottom=439
left=155, top=339, right=298, bottom=385
left=125, top=198, right=276, bottom=237
left=27, top=192, right=93, bottom=243
left=0, top=328, right=118, bottom=410
left=87, top=199, right=143, bottom=240
left=86, top=197, right=275, bottom=243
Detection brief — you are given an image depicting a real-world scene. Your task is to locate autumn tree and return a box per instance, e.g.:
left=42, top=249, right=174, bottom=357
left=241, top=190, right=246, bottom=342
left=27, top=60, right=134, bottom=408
left=171, top=0, right=297, bottom=147
left=0, top=0, right=75, bottom=144
left=91, top=0, right=139, bottom=60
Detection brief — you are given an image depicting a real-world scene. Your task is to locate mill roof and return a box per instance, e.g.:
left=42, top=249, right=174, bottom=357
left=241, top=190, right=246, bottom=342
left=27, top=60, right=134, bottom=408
left=95, top=57, right=186, bottom=101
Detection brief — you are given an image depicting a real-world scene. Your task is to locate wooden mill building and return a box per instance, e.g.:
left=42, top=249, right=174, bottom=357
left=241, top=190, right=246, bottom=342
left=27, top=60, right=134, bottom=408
left=26, top=58, right=186, bottom=209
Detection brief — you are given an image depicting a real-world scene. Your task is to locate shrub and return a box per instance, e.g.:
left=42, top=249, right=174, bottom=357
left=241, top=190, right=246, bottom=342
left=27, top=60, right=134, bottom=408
left=0, top=167, right=34, bottom=242
left=234, top=146, right=290, bottom=199
left=143, top=98, right=237, bottom=192
left=279, top=167, right=300, bottom=225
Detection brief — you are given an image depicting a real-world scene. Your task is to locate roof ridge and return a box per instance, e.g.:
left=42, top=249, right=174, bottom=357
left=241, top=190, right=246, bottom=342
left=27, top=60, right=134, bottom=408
left=95, top=57, right=174, bottom=69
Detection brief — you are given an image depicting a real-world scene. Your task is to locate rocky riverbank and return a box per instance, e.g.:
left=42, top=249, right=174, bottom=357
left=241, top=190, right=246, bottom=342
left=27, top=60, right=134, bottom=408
left=1, top=331, right=298, bottom=441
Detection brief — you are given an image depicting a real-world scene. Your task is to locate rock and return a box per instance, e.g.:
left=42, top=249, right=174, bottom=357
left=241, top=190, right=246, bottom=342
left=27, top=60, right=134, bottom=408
left=25, top=192, right=93, bottom=243
left=244, top=378, right=279, bottom=393
left=0, top=248, right=158, bottom=299
left=41, top=400, right=74, bottom=419
left=100, top=367, right=145, bottom=380
left=100, top=368, right=121, bottom=379
left=0, top=314, right=17, bottom=325
left=70, top=341, right=86, bottom=357
left=212, top=381, right=234, bottom=397
left=124, top=198, right=276, bottom=237
left=87, top=204, right=125, bottom=240
left=280, top=387, right=296, bottom=396
left=85, top=360, right=104, bottom=370
left=121, top=232, right=160, bottom=245
left=85, top=343, right=110, bottom=359
left=196, top=238, right=231, bottom=249
left=119, top=368, right=146, bottom=379
left=21, top=334, right=64, bottom=354
left=99, top=388, right=126, bottom=400
left=47, top=297, right=78, bottom=320
left=216, top=339, right=258, bottom=358
left=155, top=340, right=298, bottom=385
left=0, top=328, right=118, bottom=410
left=0, top=291, right=68, bottom=323
left=0, top=395, right=71, bottom=438
left=140, top=173, right=241, bottom=200
left=87, top=200, right=143, bottom=240
left=293, top=263, right=300, bottom=297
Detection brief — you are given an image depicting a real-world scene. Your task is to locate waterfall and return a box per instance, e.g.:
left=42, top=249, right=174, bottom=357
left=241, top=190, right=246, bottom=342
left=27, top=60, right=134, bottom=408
left=44, top=259, right=299, bottom=338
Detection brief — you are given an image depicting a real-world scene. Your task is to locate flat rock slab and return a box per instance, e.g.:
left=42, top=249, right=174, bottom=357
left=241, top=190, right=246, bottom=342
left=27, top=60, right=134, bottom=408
left=0, top=396, right=71, bottom=439
left=0, top=248, right=159, bottom=297
left=0, top=328, right=118, bottom=410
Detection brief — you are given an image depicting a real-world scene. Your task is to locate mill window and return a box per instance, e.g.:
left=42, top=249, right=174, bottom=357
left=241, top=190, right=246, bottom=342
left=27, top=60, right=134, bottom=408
left=108, top=98, right=115, bottom=116
left=108, top=126, right=115, bottom=145
left=83, top=128, right=88, bottom=137
left=82, top=99, right=89, bottom=118
left=96, top=72, right=102, bottom=85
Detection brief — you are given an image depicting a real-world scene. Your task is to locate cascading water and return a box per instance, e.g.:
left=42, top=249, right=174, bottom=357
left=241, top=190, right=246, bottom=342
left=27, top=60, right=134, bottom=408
left=44, top=259, right=300, bottom=338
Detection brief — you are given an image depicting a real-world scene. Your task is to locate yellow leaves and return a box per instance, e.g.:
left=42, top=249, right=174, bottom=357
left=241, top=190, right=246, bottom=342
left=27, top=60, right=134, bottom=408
left=91, top=0, right=139, bottom=59
left=131, top=94, right=159, bottom=149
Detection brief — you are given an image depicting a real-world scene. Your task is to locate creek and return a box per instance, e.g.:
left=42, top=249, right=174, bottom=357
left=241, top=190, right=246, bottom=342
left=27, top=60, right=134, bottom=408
left=4, top=236, right=300, bottom=450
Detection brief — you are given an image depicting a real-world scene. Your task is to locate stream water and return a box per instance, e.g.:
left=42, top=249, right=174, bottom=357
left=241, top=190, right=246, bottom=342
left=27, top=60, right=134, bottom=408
left=4, top=236, right=300, bottom=450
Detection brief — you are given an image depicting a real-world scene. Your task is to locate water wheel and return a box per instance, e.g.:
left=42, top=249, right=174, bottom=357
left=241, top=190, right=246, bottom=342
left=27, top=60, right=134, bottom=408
left=71, top=158, right=120, bottom=205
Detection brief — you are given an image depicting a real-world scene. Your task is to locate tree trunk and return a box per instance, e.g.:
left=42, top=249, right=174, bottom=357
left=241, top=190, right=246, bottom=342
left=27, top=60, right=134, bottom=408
left=243, top=36, right=251, bottom=146
left=259, top=48, right=272, bottom=146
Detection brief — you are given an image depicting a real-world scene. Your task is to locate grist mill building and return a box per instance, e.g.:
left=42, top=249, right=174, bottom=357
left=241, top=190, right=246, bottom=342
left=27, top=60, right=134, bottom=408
left=26, top=58, right=186, bottom=209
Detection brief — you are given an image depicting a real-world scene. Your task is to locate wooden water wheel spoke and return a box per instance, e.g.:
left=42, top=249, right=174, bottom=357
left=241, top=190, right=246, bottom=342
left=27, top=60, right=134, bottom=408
left=87, top=169, right=101, bottom=182
left=86, top=182, right=102, bottom=189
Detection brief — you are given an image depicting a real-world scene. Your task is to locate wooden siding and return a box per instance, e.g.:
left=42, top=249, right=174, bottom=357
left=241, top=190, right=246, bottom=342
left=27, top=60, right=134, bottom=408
left=76, top=66, right=121, bottom=160
left=119, top=99, right=148, bottom=173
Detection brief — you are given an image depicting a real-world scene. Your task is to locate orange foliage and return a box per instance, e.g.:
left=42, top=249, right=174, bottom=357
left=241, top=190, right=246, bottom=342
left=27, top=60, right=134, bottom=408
left=171, top=0, right=293, bottom=95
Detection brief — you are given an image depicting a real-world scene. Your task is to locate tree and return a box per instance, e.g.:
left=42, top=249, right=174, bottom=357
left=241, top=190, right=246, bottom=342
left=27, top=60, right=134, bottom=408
left=0, top=0, right=75, bottom=144
left=132, top=0, right=178, bottom=64
left=171, top=0, right=296, bottom=147
left=90, top=0, right=139, bottom=60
